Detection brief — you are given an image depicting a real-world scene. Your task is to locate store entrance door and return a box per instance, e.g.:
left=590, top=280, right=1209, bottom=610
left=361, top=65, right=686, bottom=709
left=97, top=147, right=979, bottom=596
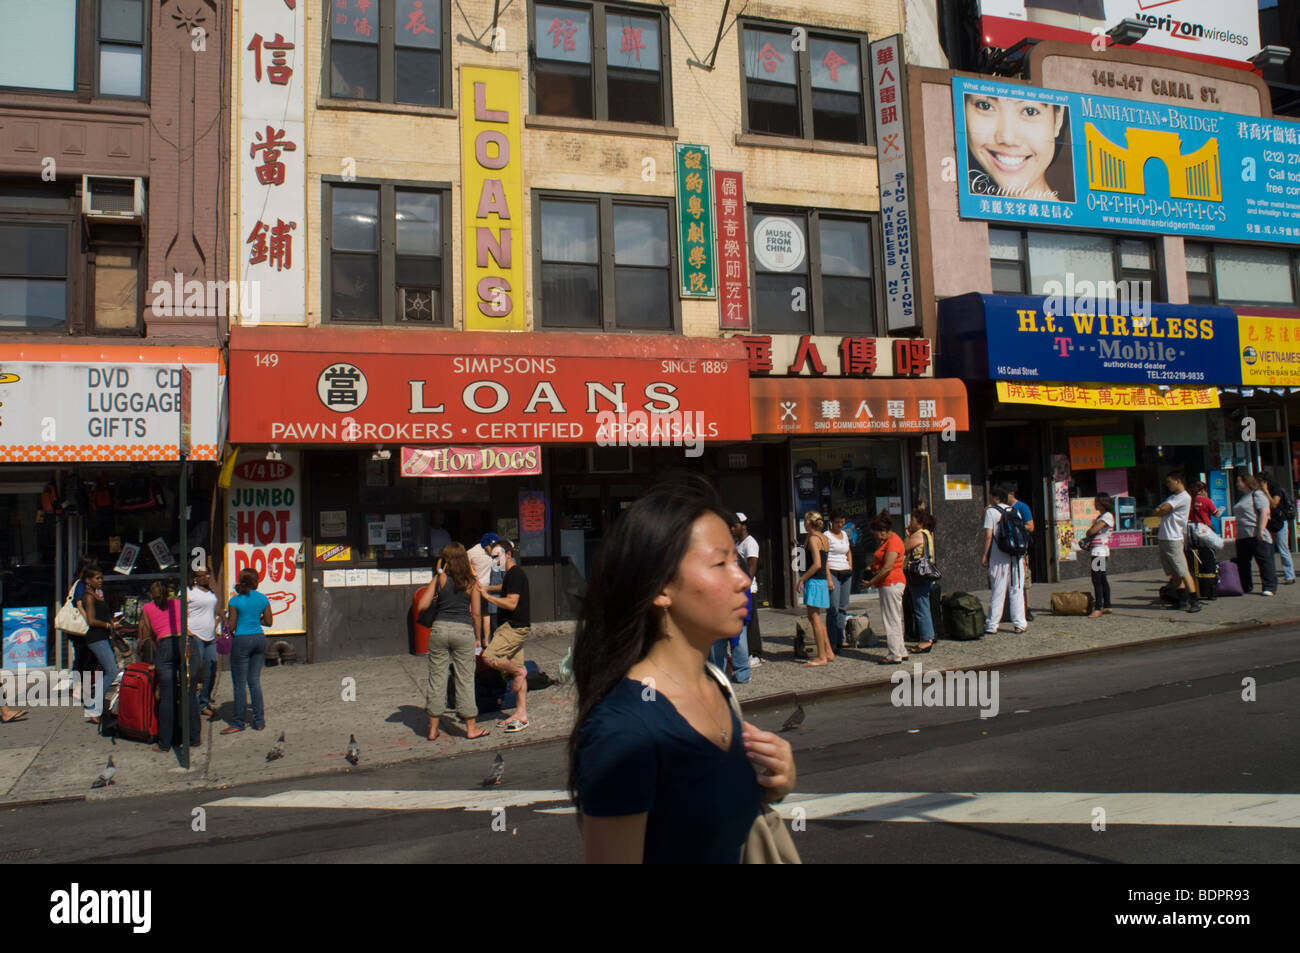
left=986, top=422, right=1048, bottom=582
left=554, top=478, right=646, bottom=615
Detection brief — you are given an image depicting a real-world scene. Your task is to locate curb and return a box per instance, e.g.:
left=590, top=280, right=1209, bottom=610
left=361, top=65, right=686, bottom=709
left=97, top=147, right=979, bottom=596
left=733, top=613, right=1300, bottom=713
left=0, top=794, right=86, bottom=810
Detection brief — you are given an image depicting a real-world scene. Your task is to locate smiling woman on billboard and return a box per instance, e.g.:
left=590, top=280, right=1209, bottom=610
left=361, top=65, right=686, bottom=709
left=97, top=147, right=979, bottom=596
left=964, top=94, right=1075, bottom=203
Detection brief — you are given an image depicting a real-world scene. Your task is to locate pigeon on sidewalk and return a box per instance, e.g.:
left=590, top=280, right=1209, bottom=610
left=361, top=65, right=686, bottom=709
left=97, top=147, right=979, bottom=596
left=345, top=734, right=360, bottom=766
left=266, top=732, right=286, bottom=762
left=91, top=756, right=116, bottom=789
left=481, top=752, right=505, bottom=787
left=781, top=694, right=805, bottom=732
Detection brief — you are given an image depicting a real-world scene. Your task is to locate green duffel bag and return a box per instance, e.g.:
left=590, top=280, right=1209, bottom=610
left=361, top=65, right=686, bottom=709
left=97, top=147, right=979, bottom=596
left=941, top=592, right=986, bottom=641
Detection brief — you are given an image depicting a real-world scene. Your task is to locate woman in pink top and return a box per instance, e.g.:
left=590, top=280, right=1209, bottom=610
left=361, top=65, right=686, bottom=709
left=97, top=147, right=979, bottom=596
left=138, top=582, right=201, bottom=754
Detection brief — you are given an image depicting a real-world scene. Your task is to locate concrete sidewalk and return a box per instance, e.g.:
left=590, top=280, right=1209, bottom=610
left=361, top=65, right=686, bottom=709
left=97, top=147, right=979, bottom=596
left=1, top=569, right=1296, bottom=805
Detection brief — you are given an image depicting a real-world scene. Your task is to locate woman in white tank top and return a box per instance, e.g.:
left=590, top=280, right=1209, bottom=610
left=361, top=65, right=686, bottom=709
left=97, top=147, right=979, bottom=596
left=825, top=513, right=854, bottom=652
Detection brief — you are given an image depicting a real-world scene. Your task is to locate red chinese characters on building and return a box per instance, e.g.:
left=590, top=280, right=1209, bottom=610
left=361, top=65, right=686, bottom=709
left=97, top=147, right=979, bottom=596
left=714, top=170, right=750, bottom=330
left=756, top=42, right=784, bottom=73
left=247, top=219, right=298, bottom=272
left=893, top=339, right=931, bottom=377
left=839, top=337, right=878, bottom=376
left=404, top=1, right=436, bottom=36
left=547, top=17, right=578, bottom=52
left=788, top=335, right=828, bottom=376
left=821, top=48, right=847, bottom=83
left=250, top=126, right=297, bottom=186
left=876, top=47, right=899, bottom=131
left=247, top=32, right=295, bottom=86
left=742, top=336, right=773, bottom=375
left=620, top=26, right=645, bottom=61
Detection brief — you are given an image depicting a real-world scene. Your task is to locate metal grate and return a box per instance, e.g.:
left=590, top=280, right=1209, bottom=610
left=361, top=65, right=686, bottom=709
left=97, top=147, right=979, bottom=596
left=87, top=178, right=135, bottom=213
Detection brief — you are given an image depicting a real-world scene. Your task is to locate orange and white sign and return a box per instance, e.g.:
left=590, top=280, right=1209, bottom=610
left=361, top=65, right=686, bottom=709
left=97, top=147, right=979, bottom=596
left=0, top=345, right=224, bottom=462
left=225, top=452, right=303, bottom=634
left=401, top=445, right=541, bottom=478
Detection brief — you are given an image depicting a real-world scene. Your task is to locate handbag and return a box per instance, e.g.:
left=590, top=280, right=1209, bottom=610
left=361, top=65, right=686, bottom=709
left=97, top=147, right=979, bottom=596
left=905, top=531, right=942, bottom=583
left=705, top=663, right=802, bottom=865
left=416, top=574, right=445, bottom=628
left=216, top=617, right=233, bottom=655
left=55, top=585, right=89, bottom=636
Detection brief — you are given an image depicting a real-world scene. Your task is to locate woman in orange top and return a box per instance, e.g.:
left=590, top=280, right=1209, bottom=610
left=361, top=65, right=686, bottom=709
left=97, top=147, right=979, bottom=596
left=863, top=511, right=908, bottom=664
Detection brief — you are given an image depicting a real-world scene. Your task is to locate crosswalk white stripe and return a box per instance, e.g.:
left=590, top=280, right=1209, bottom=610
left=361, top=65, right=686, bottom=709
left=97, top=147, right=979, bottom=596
left=202, top=789, right=1300, bottom=827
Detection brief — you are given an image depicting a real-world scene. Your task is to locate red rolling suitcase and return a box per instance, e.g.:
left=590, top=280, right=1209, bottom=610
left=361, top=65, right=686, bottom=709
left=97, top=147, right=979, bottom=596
left=116, top=662, right=158, bottom=742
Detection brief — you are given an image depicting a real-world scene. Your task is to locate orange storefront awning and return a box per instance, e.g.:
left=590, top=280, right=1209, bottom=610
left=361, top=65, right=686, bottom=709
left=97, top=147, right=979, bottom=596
left=750, top=377, right=968, bottom=435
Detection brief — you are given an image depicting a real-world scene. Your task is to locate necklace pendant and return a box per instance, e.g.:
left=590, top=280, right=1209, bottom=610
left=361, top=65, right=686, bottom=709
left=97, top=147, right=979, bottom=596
left=721, top=730, right=728, bottom=744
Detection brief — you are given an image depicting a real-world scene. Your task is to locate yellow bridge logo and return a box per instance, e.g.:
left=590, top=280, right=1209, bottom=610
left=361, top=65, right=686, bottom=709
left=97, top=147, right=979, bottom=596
left=1085, top=123, right=1221, bottom=201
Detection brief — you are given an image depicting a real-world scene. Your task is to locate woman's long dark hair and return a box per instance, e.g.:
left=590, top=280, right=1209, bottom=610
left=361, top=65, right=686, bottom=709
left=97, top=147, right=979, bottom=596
left=234, top=568, right=259, bottom=595
left=567, top=472, right=732, bottom=811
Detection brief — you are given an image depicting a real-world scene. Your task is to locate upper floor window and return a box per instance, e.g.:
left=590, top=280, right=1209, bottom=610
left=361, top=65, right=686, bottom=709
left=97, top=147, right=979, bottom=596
left=534, top=192, right=677, bottom=331
left=329, top=0, right=450, bottom=107
left=0, top=0, right=147, bottom=98
left=324, top=181, right=451, bottom=325
left=1186, top=242, right=1299, bottom=306
left=531, top=2, right=669, bottom=125
left=0, top=188, right=75, bottom=331
left=741, top=23, right=870, bottom=144
left=988, top=229, right=1157, bottom=298
left=750, top=208, right=877, bottom=334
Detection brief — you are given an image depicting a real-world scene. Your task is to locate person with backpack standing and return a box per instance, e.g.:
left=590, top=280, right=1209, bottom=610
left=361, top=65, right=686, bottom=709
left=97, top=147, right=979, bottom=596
left=1154, top=471, right=1202, bottom=612
left=1007, top=488, right=1036, bottom=622
left=982, top=485, right=1028, bottom=635
left=1265, top=475, right=1296, bottom=585
left=903, top=508, right=939, bottom=653
left=1186, top=481, right=1222, bottom=602
left=139, top=581, right=202, bottom=753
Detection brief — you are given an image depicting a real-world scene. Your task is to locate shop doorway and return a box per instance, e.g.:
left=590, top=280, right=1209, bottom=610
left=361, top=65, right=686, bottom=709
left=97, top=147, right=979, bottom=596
left=986, top=422, right=1048, bottom=582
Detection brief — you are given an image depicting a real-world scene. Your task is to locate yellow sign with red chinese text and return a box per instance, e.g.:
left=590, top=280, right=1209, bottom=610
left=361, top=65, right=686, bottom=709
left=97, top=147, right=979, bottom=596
left=996, top=381, right=1219, bottom=412
left=1238, top=315, right=1300, bottom=386
left=461, top=67, right=524, bottom=331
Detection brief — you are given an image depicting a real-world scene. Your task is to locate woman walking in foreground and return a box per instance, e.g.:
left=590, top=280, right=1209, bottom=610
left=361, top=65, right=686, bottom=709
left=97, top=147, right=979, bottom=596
left=569, top=476, right=797, bottom=863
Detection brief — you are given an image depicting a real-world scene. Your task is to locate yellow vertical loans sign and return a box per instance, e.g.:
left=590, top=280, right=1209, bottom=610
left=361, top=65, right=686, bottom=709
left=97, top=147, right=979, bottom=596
left=462, top=67, right=524, bottom=331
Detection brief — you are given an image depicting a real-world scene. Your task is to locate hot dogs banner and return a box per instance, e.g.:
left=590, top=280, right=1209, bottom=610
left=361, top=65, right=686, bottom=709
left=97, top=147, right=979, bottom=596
left=225, top=452, right=303, bottom=634
left=953, top=76, right=1300, bottom=245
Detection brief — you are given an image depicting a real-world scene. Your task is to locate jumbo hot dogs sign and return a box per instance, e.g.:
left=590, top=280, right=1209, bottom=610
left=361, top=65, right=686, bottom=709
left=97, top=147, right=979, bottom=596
left=225, top=453, right=303, bottom=633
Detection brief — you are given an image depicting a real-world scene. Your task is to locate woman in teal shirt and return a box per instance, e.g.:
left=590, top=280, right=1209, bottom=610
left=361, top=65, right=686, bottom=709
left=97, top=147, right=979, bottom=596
left=222, top=569, right=273, bottom=734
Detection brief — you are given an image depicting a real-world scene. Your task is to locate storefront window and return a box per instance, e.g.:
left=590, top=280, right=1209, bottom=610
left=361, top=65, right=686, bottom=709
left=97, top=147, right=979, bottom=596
left=791, top=439, right=905, bottom=592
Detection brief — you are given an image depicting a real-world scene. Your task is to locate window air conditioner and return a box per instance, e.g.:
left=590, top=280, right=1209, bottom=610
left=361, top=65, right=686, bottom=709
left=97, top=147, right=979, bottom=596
left=81, top=175, right=145, bottom=222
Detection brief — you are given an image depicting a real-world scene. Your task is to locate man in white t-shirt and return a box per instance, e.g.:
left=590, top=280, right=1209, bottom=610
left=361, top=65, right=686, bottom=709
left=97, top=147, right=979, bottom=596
left=187, top=567, right=221, bottom=716
left=733, top=513, right=762, bottom=665
left=1153, top=470, right=1200, bottom=612
left=466, top=533, right=500, bottom=648
left=981, top=485, right=1027, bottom=634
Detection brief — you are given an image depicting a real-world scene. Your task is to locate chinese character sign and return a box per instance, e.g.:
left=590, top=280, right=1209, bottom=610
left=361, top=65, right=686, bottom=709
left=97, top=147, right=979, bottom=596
left=461, top=67, right=525, bottom=331
left=676, top=144, right=716, bottom=298
left=240, top=0, right=305, bottom=323
left=870, top=35, right=916, bottom=333
left=714, top=170, right=749, bottom=329
left=1238, top=314, right=1300, bottom=387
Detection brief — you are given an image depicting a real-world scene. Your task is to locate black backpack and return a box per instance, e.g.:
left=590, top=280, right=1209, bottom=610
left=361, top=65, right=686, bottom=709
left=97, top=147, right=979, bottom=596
left=992, top=504, right=1029, bottom=558
left=1274, top=489, right=1295, bottom=524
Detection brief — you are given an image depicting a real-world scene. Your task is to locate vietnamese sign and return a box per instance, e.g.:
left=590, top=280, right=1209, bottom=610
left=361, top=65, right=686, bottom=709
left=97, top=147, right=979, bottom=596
left=0, top=347, right=224, bottom=462
left=939, top=293, right=1241, bottom=386
left=978, top=0, right=1259, bottom=67
left=239, top=0, right=305, bottom=323
left=1238, top=314, right=1300, bottom=386
left=870, top=35, right=916, bottom=333
left=676, top=144, right=716, bottom=297
left=462, top=66, right=525, bottom=331
left=401, top=445, right=541, bottom=478
left=953, top=76, right=1300, bottom=244
left=229, top=328, right=751, bottom=444
left=714, top=170, right=750, bottom=329
left=225, top=452, right=303, bottom=634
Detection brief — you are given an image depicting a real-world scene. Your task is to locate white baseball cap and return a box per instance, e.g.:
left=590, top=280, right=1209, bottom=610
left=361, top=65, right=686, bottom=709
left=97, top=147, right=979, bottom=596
left=734, top=512, right=748, bottom=523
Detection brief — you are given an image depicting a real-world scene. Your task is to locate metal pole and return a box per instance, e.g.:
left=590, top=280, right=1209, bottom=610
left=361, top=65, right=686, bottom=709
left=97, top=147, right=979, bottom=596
left=179, top=455, right=190, bottom=770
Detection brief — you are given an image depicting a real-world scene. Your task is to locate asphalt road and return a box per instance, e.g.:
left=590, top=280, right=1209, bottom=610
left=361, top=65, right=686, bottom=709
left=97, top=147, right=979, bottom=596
left=6, top=625, right=1298, bottom=865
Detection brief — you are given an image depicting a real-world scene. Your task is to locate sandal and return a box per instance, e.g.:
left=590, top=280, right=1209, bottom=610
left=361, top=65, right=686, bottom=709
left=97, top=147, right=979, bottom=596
left=802, top=660, right=828, bottom=667
left=1, top=708, right=29, bottom=724
left=502, top=719, right=529, bottom=732
left=220, top=726, right=244, bottom=735
left=912, top=642, right=934, bottom=654
left=878, top=656, right=908, bottom=665
left=465, top=728, right=490, bottom=739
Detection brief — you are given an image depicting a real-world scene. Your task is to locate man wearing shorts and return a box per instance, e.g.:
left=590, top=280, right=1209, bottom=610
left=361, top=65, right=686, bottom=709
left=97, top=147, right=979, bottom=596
left=1154, top=471, right=1201, bottom=613
left=480, top=539, right=531, bottom=731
